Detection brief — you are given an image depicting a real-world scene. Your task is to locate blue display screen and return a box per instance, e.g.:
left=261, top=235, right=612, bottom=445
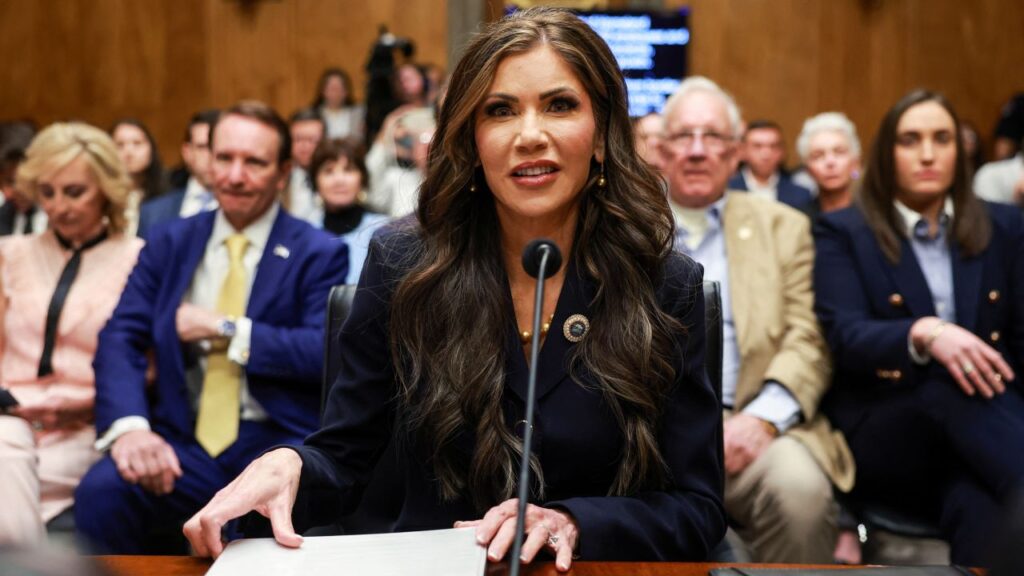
left=577, top=9, right=690, bottom=117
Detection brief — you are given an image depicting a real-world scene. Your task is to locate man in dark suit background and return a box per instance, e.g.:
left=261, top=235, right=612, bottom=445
left=0, top=121, right=45, bottom=236
left=74, top=101, right=348, bottom=553
left=136, top=110, right=220, bottom=237
left=728, top=120, right=813, bottom=211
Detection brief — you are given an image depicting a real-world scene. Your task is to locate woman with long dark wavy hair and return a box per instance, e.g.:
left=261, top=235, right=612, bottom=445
left=184, top=8, right=725, bottom=569
left=814, top=90, right=1024, bottom=566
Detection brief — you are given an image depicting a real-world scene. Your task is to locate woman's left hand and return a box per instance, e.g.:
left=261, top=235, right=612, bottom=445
left=12, top=395, right=93, bottom=431
left=455, top=499, right=579, bottom=572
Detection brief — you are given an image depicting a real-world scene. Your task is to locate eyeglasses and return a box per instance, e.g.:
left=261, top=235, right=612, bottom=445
left=664, top=128, right=734, bottom=153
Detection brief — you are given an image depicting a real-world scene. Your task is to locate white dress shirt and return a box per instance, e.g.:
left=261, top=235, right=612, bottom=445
left=973, top=154, right=1023, bottom=205
left=95, top=204, right=280, bottom=450
left=741, top=167, right=780, bottom=202
left=287, top=167, right=317, bottom=222
left=11, top=208, right=48, bottom=235
left=178, top=177, right=217, bottom=218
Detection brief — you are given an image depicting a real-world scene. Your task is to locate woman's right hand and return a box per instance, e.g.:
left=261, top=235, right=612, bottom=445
left=12, top=395, right=93, bottom=431
left=183, top=448, right=305, bottom=558
left=911, top=317, right=1014, bottom=398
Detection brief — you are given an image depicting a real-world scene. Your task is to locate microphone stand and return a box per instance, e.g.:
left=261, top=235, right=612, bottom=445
left=508, top=244, right=553, bottom=576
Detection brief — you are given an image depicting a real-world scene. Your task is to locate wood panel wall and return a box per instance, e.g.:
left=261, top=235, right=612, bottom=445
left=673, top=0, right=1024, bottom=161
left=0, top=0, right=448, bottom=164
left=1, top=0, right=1022, bottom=165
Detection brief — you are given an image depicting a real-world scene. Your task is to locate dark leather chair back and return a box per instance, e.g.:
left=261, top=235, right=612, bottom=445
left=322, top=284, right=357, bottom=421
left=703, top=280, right=734, bottom=562
left=319, top=283, right=402, bottom=535
left=702, top=280, right=723, bottom=404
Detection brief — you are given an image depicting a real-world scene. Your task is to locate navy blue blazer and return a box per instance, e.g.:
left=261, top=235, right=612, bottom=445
left=137, top=188, right=186, bottom=238
left=292, top=227, right=726, bottom=561
left=94, top=208, right=349, bottom=442
left=813, top=203, right=1024, bottom=432
left=728, top=171, right=814, bottom=211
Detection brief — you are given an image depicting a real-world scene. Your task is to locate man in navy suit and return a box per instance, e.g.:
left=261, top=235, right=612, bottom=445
left=74, top=101, right=348, bottom=553
left=137, top=109, right=220, bottom=238
left=728, top=120, right=813, bottom=211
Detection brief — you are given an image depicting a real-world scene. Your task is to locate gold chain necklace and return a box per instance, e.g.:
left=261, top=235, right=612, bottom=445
left=520, top=314, right=555, bottom=345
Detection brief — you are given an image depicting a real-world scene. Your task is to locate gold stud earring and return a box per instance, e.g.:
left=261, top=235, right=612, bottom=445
left=597, top=163, right=606, bottom=188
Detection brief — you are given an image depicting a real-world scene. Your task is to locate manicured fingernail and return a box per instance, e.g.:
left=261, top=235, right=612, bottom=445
left=488, top=551, right=499, bottom=561
left=557, top=562, right=568, bottom=570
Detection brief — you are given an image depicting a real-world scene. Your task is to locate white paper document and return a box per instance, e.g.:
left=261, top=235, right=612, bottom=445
left=206, top=527, right=487, bottom=576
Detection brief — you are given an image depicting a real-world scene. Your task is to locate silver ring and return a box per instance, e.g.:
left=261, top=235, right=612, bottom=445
left=31, top=420, right=43, bottom=431
left=962, top=361, right=976, bottom=375
left=547, top=534, right=559, bottom=547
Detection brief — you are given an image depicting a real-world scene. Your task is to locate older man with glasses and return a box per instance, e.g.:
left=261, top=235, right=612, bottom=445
left=659, top=76, right=853, bottom=563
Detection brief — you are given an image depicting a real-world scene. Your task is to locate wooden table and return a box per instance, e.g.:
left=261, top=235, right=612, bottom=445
left=94, top=556, right=861, bottom=576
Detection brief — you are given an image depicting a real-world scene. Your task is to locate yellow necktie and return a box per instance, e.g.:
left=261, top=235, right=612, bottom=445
left=196, top=233, right=249, bottom=456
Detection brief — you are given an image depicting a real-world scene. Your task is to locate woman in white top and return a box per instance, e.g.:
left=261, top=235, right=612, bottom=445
left=314, top=68, right=365, bottom=142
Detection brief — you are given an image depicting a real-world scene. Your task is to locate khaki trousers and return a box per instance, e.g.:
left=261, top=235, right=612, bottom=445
left=0, top=415, right=98, bottom=546
left=724, top=435, right=838, bottom=563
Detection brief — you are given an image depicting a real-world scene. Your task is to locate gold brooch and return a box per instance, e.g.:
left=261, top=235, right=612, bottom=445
left=563, top=314, right=590, bottom=343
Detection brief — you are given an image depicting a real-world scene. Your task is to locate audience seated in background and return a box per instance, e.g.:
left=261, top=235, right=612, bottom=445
left=110, top=119, right=166, bottom=236
left=366, top=61, right=430, bottom=147
left=307, top=137, right=389, bottom=284
left=728, top=119, right=813, bottom=211
left=0, top=122, right=143, bottom=546
left=137, top=109, right=220, bottom=238
left=661, top=76, right=853, bottom=563
left=973, top=139, right=1023, bottom=207
left=73, top=101, right=348, bottom=554
left=313, top=68, right=365, bottom=141
left=959, top=120, right=984, bottom=176
left=814, top=89, right=1024, bottom=567
left=365, top=105, right=434, bottom=217
left=796, top=112, right=861, bottom=220
left=0, top=122, right=45, bottom=235
left=421, top=62, right=446, bottom=108
left=992, top=92, right=1024, bottom=161
left=285, top=108, right=326, bottom=221
left=632, top=112, right=665, bottom=170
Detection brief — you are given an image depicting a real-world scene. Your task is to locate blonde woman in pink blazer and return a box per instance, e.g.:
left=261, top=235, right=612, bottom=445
left=0, top=122, right=143, bottom=545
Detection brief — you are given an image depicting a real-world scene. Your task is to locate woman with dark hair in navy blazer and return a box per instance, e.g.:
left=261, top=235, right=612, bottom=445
left=183, top=7, right=725, bottom=571
left=814, top=89, right=1024, bottom=566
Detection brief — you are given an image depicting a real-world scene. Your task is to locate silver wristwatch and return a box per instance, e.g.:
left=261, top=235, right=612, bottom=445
left=217, top=316, right=238, bottom=338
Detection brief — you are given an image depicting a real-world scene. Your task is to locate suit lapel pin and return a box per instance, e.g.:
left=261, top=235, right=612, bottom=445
left=563, top=314, right=590, bottom=343
left=273, top=244, right=290, bottom=259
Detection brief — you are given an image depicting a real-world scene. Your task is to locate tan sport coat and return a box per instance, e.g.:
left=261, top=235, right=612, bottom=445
left=723, top=192, right=855, bottom=492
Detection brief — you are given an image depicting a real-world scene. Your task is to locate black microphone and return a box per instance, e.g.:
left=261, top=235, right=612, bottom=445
left=509, top=239, right=562, bottom=576
left=521, top=239, right=563, bottom=280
